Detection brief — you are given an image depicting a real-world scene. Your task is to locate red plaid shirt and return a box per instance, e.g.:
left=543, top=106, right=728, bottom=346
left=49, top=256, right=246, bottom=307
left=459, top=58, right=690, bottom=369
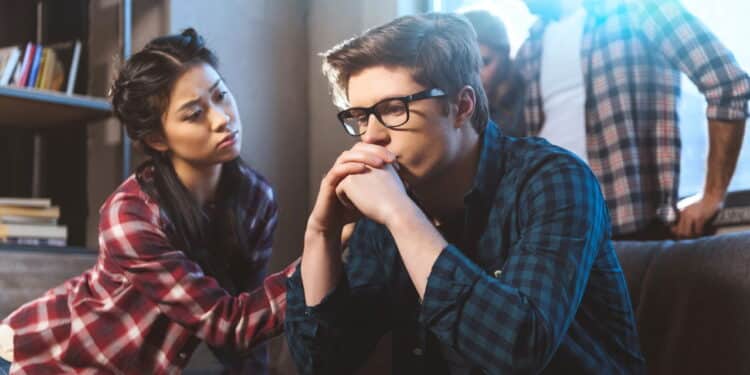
left=2, top=165, right=296, bottom=374
left=515, top=0, right=750, bottom=236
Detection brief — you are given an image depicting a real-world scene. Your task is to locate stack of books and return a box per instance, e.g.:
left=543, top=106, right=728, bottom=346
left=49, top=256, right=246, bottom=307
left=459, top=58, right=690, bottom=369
left=712, top=190, right=750, bottom=235
left=0, top=40, right=82, bottom=94
left=0, top=197, right=67, bottom=246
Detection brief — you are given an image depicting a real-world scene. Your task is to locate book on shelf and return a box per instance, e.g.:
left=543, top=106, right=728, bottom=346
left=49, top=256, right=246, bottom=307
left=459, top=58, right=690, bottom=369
left=38, top=48, right=64, bottom=91
left=10, top=53, right=23, bottom=86
left=0, top=222, right=67, bottom=240
left=710, top=190, right=750, bottom=235
left=0, top=197, right=52, bottom=208
left=0, top=197, right=66, bottom=246
left=0, top=40, right=81, bottom=94
left=17, top=42, right=35, bottom=87
left=0, top=46, right=21, bottom=85
left=0, top=205, right=60, bottom=223
left=27, top=44, right=43, bottom=88
left=1, top=216, right=58, bottom=225
left=1, top=237, right=66, bottom=247
left=35, top=47, right=49, bottom=89
left=713, top=205, right=750, bottom=227
left=64, top=40, right=82, bottom=95
left=715, top=224, right=750, bottom=235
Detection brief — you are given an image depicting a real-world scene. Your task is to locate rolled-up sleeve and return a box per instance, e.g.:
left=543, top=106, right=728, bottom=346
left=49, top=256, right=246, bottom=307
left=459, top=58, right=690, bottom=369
left=284, top=222, right=393, bottom=375
left=636, top=0, right=750, bottom=120
left=419, top=153, right=608, bottom=374
left=101, top=193, right=290, bottom=354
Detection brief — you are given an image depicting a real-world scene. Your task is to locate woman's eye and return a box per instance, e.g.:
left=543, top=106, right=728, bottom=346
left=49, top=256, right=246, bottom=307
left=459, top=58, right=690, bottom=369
left=216, top=91, right=228, bottom=102
left=185, top=109, right=203, bottom=121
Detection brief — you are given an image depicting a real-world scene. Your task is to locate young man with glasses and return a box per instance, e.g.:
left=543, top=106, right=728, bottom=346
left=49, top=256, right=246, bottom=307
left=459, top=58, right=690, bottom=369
left=285, top=13, right=645, bottom=374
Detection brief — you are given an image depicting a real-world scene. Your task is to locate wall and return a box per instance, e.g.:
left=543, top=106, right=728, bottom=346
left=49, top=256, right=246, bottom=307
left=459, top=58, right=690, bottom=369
left=87, top=0, right=171, bottom=249
left=168, top=0, right=309, bottom=273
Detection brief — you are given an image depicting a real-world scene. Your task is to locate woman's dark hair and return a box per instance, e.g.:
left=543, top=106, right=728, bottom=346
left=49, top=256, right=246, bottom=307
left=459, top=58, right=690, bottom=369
left=462, top=10, right=520, bottom=120
left=461, top=10, right=509, bottom=54
left=109, top=28, right=250, bottom=295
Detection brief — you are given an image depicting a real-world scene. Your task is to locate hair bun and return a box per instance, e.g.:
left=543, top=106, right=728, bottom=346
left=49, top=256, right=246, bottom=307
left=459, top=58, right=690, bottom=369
left=143, top=27, right=207, bottom=57
left=111, top=27, right=218, bottom=143
left=181, top=27, right=198, bottom=39
left=179, top=28, right=204, bottom=51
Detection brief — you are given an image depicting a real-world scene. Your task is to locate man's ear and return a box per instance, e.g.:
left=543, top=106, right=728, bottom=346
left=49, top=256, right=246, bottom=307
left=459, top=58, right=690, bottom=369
left=144, top=132, right=169, bottom=153
left=454, top=85, right=476, bottom=128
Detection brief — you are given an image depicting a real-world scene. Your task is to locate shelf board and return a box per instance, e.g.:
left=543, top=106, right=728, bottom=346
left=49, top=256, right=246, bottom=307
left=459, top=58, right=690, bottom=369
left=0, top=243, right=94, bottom=254
left=0, top=85, right=112, bottom=128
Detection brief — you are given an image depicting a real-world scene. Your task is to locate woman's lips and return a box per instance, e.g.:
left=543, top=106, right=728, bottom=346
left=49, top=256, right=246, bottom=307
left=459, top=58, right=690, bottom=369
left=217, top=131, right=238, bottom=149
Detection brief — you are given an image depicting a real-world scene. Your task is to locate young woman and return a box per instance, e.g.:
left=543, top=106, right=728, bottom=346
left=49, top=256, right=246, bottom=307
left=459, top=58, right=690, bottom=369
left=462, top=10, right=526, bottom=137
left=0, top=28, right=296, bottom=374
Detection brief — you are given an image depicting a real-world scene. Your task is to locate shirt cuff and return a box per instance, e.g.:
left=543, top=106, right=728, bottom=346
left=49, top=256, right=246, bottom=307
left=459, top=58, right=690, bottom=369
left=285, top=263, right=351, bottom=332
left=419, top=245, right=483, bottom=328
left=707, top=100, right=749, bottom=121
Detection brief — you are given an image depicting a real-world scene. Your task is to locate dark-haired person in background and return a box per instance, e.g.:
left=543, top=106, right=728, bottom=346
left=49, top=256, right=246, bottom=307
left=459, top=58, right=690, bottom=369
left=285, top=13, right=644, bottom=374
left=462, top=10, right=526, bottom=137
left=516, top=0, right=750, bottom=240
left=0, top=29, right=296, bottom=374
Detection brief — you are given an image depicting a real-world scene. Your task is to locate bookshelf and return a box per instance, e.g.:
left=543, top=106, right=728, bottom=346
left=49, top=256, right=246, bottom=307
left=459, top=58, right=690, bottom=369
left=0, top=0, right=131, bottom=250
left=0, top=86, right=110, bottom=128
left=0, top=243, right=92, bottom=254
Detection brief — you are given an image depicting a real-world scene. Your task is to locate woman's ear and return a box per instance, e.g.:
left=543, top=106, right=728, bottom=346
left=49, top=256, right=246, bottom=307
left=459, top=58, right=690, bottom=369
left=454, top=85, right=476, bottom=128
left=144, top=132, right=169, bottom=152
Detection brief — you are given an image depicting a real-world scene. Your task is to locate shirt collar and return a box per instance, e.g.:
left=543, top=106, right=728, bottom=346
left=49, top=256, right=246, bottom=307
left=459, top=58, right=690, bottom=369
left=528, top=0, right=621, bottom=37
left=583, top=0, right=625, bottom=18
left=463, top=121, right=505, bottom=209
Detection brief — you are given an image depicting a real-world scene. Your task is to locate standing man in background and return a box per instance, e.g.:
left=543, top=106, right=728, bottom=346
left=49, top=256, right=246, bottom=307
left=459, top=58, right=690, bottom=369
left=515, top=0, right=750, bottom=240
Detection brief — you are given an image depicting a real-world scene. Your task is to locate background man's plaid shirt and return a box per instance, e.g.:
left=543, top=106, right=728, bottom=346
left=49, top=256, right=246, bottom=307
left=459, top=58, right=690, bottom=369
left=515, top=0, right=750, bottom=236
left=285, top=123, right=645, bottom=374
left=2, top=165, right=296, bottom=374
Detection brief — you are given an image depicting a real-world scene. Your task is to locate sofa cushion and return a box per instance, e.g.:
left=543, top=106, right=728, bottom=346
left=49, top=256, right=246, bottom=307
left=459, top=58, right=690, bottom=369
left=614, top=231, right=750, bottom=375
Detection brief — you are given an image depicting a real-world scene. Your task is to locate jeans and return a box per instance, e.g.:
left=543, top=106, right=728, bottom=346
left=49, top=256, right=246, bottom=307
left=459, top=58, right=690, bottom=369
left=0, top=356, right=10, bottom=375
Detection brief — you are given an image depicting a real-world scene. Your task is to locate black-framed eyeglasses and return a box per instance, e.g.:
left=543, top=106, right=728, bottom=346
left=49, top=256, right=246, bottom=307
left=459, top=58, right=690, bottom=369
left=337, top=88, right=447, bottom=136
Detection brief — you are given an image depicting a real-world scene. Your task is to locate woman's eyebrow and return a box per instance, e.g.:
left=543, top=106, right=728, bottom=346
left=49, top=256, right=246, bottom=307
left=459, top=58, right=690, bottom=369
left=177, top=79, right=223, bottom=112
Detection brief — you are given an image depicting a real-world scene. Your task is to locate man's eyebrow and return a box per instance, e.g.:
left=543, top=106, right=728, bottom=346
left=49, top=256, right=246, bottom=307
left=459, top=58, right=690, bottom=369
left=176, top=79, right=223, bottom=112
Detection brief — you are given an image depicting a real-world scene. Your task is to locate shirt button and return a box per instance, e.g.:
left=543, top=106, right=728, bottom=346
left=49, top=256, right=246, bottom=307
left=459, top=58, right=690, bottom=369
left=493, top=270, right=502, bottom=278
left=412, top=347, right=423, bottom=356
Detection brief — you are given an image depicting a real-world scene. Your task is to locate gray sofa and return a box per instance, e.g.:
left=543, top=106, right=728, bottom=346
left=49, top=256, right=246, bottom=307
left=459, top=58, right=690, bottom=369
left=3, top=231, right=750, bottom=374
left=614, top=232, right=750, bottom=374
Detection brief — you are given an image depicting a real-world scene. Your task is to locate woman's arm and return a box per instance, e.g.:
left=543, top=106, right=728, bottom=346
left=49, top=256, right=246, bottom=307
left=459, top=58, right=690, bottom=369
left=0, top=324, right=13, bottom=362
left=100, top=193, right=295, bottom=354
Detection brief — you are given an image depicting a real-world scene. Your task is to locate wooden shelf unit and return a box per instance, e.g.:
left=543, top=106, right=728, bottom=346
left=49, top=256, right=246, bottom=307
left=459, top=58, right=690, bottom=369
left=0, top=0, right=131, bottom=249
left=0, top=86, right=111, bottom=128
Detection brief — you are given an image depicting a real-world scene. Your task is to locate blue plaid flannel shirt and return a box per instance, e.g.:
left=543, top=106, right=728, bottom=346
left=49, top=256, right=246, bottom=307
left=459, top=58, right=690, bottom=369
left=285, top=123, right=645, bottom=374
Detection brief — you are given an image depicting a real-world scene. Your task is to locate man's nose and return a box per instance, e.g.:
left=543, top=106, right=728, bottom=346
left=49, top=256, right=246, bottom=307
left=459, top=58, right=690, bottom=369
left=360, top=115, right=390, bottom=146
